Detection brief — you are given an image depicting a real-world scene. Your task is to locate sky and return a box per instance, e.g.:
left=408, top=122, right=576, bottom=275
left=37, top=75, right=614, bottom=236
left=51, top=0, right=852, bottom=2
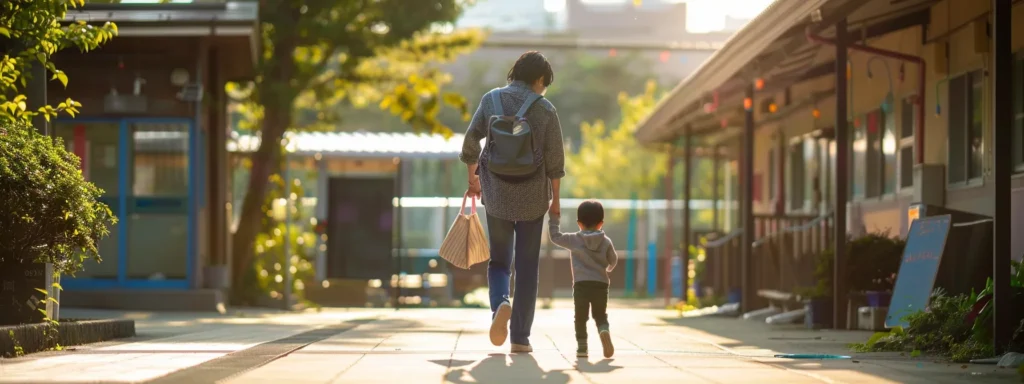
left=543, top=0, right=776, bottom=33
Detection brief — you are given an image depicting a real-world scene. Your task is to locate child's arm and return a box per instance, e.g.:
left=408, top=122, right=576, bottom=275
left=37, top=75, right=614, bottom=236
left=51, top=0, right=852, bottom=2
left=548, top=213, right=575, bottom=248
left=605, top=238, right=619, bottom=272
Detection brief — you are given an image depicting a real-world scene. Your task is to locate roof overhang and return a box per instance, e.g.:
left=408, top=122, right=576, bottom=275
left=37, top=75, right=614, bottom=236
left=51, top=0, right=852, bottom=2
left=64, top=2, right=260, bottom=65
left=634, top=0, right=835, bottom=145
left=635, top=0, right=936, bottom=146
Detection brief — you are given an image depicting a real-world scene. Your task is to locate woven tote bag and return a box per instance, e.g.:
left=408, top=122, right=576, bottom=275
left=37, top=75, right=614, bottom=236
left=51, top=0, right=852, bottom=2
left=439, top=194, right=490, bottom=269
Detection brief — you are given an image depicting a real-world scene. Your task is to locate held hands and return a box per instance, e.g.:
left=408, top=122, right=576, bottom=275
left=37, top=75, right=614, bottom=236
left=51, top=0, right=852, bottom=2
left=466, top=175, right=482, bottom=199
left=549, top=199, right=560, bottom=216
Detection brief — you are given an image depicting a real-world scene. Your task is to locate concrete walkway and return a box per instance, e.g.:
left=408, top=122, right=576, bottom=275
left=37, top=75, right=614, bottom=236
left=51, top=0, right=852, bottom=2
left=0, top=303, right=1018, bottom=383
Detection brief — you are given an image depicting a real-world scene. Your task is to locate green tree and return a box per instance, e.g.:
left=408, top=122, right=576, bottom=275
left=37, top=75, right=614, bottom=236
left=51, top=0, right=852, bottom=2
left=228, top=0, right=483, bottom=302
left=0, top=0, right=118, bottom=122
left=564, top=80, right=669, bottom=200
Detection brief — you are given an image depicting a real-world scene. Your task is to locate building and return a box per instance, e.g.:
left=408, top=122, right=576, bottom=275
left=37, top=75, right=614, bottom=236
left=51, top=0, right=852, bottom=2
left=634, top=0, right=1021, bottom=338
left=52, top=2, right=259, bottom=310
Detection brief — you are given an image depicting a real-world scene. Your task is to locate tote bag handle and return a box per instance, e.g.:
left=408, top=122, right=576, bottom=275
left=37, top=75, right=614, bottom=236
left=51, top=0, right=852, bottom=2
left=460, top=193, right=477, bottom=215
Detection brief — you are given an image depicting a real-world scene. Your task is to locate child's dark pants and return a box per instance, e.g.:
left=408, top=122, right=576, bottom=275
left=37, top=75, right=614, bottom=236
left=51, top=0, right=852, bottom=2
left=573, top=280, right=609, bottom=341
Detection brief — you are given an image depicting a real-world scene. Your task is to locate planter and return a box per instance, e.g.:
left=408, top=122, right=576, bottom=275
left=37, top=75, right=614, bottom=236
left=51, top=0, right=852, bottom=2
left=728, top=288, right=742, bottom=304
left=804, top=298, right=834, bottom=329
left=1, top=319, right=135, bottom=357
left=0, top=259, right=54, bottom=326
left=864, top=291, right=892, bottom=307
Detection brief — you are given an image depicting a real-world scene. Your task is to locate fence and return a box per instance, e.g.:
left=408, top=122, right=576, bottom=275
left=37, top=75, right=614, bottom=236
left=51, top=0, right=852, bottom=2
left=699, top=212, right=834, bottom=308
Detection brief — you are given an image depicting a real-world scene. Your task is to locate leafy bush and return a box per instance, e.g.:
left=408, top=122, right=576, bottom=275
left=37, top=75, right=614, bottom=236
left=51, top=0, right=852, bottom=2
left=796, top=232, right=905, bottom=298
left=0, top=121, right=116, bottom=275
left=850, top=289, right=993, bottom=362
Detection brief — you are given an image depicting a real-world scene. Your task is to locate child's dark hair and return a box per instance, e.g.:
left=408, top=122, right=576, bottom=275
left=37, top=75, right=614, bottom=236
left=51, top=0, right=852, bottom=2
left=507, top=51, right=554, bottom=87
left=577, top=200, right=604, bottom=229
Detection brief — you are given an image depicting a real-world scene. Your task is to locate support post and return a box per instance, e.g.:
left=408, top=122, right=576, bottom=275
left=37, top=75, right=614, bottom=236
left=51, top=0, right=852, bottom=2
left=26, top=63, right=48, bottom=135
left=991, top=0, right=1013, bottom=354
left=681, top=126, right=693, bottom=301
left=282, top=155, right=292, bottom=310
left=712, top=145, right=721, bottom=232
left=833, top=18, right=850, bottom=330
left=740, top=84, right=755, bottom=314
left=664, top=146, right=676, bottom=307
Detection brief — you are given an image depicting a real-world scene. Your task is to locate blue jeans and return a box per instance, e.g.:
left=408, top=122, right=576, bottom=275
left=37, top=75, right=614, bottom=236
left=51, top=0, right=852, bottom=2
left=486, top=214, right=544, bottom=346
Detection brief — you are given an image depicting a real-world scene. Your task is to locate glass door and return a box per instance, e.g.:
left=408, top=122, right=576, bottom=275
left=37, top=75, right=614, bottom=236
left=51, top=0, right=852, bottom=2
left=54, top=121, right=121, bottom=281
left=125, top=119, right=193, bottom=286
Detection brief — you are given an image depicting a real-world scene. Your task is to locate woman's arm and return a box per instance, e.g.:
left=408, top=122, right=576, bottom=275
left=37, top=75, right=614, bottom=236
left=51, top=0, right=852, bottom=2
left=545, top=107, right=565, bottom=214
left=461, top=93, right=490, bottom=198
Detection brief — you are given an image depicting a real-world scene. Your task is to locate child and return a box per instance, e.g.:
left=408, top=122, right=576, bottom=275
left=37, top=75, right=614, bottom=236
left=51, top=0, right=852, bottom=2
left=549, top=199, right=618, bottom=358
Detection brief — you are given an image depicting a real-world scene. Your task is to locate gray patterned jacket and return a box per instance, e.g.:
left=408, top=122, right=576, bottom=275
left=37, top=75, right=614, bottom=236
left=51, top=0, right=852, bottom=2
left=459, top=81, right=566, bottom=222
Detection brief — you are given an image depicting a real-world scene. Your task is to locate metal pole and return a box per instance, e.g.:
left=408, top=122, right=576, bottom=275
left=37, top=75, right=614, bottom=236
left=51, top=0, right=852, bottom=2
left=393, top=158, right=404, bottom=310
left=833, top=18, right=850, bottom=330
left=626, top=191, right=637, bottom=296
left=26, top=63, right=48, bottom=136
left=664, top=147, right=676, bottom=306
left=712, top=145, right=720, bottom=232
left=682, top=126, right=693, bottom=301
left=282, top=154, right=292, bottom=310
left=740, top=84, right=755, bottom=314
left=991, top=0, right=1013, bottom=354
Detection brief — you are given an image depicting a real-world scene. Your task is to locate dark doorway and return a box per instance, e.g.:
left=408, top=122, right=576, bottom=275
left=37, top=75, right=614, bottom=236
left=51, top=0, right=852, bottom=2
left=326, top=176, right=395, bottom=280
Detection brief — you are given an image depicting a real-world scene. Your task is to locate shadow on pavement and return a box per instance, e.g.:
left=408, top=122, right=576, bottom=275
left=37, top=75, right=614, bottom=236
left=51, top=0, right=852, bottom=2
left=575, top=358, right=622, bottom=374
left=444, top=353, right=571, bottom=384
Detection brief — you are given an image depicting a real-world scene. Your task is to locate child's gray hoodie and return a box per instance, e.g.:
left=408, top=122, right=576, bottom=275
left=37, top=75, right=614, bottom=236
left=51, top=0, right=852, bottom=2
left=548, top=213, right=618, bottom=284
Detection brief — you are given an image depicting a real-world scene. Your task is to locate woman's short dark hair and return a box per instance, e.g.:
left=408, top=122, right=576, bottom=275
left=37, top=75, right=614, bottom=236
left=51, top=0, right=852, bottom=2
left=507, top=51, right=554, bottom=87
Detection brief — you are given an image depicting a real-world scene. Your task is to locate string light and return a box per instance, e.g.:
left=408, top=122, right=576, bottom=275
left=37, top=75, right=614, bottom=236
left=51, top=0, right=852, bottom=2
left=608, top=48, right=617, bottom=57
left=812, top=108, right=821, bottom=119
left=659, top=51, right=670, bottom=63
left=755, top=78, right=765, bottom=90
left=768, top=103, right=778, bottom=113
left=743, top=98, right=753, bottom=111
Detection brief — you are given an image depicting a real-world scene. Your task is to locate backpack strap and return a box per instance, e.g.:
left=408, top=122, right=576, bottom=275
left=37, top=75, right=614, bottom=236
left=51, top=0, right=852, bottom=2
left=515, top=93, right=543, bottom=119
left=489, top=90, right=505, bottom=116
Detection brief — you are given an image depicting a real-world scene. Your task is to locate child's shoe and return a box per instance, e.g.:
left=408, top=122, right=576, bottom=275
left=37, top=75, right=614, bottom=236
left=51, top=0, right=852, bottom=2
left=576, top=340, right=588, bottom=357
left=598, top=326, right=614, bottom=358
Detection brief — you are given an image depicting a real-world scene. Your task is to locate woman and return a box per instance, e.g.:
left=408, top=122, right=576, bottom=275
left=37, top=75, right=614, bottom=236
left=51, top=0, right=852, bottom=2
left=459, top=51, right=565, bottom=353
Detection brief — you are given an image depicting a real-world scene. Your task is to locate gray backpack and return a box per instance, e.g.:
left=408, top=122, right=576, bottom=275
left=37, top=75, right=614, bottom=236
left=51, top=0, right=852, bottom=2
left=484, top=90, right=543, bottom=181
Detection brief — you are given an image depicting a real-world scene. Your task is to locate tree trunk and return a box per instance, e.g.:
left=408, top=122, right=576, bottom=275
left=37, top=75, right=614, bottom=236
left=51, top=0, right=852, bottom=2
left=229, top=105, right=291, bottom=304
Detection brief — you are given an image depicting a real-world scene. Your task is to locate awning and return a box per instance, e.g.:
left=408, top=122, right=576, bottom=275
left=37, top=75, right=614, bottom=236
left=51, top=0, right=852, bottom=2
left=228, top=131, right=465, bottom=160
left=634, top=0, right=832, bottom=145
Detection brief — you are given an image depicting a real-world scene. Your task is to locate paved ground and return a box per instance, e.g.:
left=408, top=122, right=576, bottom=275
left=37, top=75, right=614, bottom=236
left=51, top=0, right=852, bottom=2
left=0, top=301, right=1018, bottom=383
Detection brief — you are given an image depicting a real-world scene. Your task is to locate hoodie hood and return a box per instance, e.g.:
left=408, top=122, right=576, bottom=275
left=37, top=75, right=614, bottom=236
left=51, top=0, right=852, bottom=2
left=581, top=230, right=608, bottom=251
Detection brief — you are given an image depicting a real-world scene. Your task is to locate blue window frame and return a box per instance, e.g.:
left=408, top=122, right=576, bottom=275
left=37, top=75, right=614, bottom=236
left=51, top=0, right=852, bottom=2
left=57, top=117, right=198, bottom=290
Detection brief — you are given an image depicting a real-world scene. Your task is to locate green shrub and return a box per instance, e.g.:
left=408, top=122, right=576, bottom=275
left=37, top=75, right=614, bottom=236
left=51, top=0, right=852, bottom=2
left=0, top=121, right=116, bottom=275
left=850, top=290, right=993, bottom=362
left=796, top=232, right=905, bottom=298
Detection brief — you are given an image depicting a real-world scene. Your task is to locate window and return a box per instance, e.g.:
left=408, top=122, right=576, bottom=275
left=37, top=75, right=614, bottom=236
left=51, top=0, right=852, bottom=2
left=789, top=140, right=805, bottom=211
left=852, top=118, right=866, bottom=199
left=948, top=70, right=985, bottom=184
left=850, top=109, right=897, bottom=199
left=899, top=97, right=915, bottom=189
left=883, top=112, right=897, bottom=195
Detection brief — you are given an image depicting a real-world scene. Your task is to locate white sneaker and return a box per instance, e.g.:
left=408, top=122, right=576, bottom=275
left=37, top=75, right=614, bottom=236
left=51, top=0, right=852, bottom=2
left=490, top=302, right=512, bottom=346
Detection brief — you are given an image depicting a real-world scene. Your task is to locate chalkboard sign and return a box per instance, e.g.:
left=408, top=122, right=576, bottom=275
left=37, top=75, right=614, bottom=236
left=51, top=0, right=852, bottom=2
left=885, top=214, right=952, bottom=328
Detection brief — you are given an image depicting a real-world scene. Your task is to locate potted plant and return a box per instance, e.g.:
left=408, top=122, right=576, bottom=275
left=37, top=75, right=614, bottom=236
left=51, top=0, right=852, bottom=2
left=0, top=122, right=116, bottom=325
left=847, top=232, right=905, bottom=307
left=796, top=248, right=835, bottom=329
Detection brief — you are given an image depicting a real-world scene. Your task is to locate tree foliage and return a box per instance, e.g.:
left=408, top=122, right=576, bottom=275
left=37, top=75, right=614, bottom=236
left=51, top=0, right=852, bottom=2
left=565, top=80, right=668, bottom=199
left=0, top=121, right=116, bottom=275
left=229, top=0, right=483, bottom=302
left=0, top=0, right=117, bottom=122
